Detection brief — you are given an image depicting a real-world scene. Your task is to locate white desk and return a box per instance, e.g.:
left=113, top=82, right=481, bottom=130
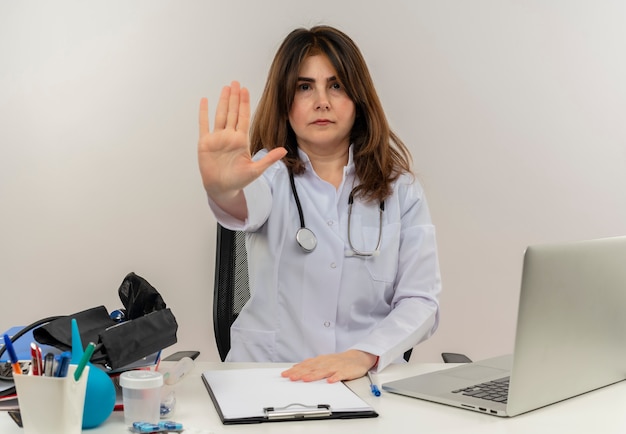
left=2, top=361, right=626, bottom=433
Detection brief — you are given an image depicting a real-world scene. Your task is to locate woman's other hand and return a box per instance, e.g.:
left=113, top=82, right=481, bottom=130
left=281, top=350, right=378, bottom=383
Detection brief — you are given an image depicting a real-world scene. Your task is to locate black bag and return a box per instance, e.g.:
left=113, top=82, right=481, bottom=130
left=33, top=272, right=178, bottom=370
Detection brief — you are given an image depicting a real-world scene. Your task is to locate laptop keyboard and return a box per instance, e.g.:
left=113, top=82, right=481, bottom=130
left=452, top=376, right=510, bottom=403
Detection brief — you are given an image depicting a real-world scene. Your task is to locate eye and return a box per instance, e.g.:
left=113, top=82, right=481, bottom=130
left=297, top=83, right=312, bottom=91
left=330, top=82, right=342, bottom=90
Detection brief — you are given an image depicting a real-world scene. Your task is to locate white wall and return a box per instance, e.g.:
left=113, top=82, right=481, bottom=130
left=1, top=0, right=625, bottom=363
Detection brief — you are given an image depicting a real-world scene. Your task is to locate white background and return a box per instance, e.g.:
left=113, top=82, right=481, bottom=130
left=1, top=0, right=625, bottom=363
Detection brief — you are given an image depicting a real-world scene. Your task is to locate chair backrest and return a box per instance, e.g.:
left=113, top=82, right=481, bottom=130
left=213, top=224, right=250, bottom=362
left=213, top=223, right=412, bottom=362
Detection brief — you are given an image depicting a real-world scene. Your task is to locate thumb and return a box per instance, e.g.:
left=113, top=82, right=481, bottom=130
left=252, top=147, right=287, bottom=174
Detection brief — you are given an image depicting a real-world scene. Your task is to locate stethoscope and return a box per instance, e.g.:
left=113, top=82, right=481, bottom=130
left=288, top=171, right=384, bottom=256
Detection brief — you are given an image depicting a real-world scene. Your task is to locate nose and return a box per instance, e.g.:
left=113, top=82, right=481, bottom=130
left=315, top=89, right=330, bottom=110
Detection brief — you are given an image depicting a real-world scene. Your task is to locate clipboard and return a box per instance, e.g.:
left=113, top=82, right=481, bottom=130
left=201, top=367, right=378, bottom=424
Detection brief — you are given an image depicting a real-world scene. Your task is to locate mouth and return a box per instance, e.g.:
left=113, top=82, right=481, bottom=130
left=312, top=119, right=333, bottom=126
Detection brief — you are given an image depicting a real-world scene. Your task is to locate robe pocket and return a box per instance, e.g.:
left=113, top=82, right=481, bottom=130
left=227, top=327, right=277, bottom=362
left=352, top=220, right=399, bottom=284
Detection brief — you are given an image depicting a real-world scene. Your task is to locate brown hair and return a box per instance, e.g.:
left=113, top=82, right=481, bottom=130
left=250, top=25, right=412, bottom=203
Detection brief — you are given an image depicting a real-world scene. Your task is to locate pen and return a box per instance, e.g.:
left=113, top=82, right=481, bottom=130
left=367, top=371, right=381, bottom=397
left=44, top=352, right=55, bottom=377
left=2, top=334, right=21, bottom=375
left=74, top=342, right=96, bottom=381
left=54, top=351, right=71, bottom=377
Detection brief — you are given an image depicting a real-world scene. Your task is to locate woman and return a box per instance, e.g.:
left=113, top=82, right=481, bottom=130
left=198, top=25, right=441, bottom=382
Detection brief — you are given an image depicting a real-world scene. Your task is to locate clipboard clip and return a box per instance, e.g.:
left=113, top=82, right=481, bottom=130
left=263, top=403, right=332, bottom=420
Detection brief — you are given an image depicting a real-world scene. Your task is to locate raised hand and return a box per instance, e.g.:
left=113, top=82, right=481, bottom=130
left=198, top=81, right=286, bottom=218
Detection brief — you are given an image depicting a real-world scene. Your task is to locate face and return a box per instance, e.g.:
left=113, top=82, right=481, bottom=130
left=288, top=54, right=356, bottom=155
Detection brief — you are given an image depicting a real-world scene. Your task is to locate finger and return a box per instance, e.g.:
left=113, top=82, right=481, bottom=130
left=198, top=97, right=209, bottom=137
left=225, top=81, right=241, bottom=130
left=326, top=373, right=343, bottom=383
left=237, top=86, right=251, bottom=133
left=281, top=361, right=313, bottom=381
left=214, top=85, right=231, bottom=130
left=281, top=365, right=303, bottom=381
left=286, top=369, right=323, bottom=382
left=301, top=371, right=329, bottom=382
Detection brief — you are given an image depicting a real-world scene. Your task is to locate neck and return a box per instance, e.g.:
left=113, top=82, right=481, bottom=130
left=301, top=146, right=349, bottom=188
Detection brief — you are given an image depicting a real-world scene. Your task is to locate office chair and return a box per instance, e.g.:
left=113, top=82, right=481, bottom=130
left=213, top=224, right=469, bottom=364
left=213, top=224, right=250, bottom=362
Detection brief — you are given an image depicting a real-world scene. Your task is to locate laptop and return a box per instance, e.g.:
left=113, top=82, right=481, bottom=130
left=382, top=236, right=626, bottom=417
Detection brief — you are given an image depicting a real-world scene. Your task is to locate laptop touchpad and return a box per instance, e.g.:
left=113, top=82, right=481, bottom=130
left=444, top=365, right=508, bottom=381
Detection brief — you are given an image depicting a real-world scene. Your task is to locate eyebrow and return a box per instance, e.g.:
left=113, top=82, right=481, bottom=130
left=296, top=76, right=338, bottom=83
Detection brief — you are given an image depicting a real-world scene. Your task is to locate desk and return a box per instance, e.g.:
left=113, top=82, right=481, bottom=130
left=2, top=361, right=626, bottom=433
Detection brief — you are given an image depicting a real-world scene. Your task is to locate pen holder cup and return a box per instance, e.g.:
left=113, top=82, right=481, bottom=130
left=13, top=365, right=89, bottom=434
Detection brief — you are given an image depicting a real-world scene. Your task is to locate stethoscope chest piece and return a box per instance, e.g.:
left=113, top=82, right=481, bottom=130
left=296, top=227, right=317, bottom=252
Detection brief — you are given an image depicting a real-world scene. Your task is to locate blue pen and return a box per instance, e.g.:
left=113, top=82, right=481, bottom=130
left=2, top=334, right=21, bottom=375
left=54, top=351, right=71, bottom=377
left=367, top=371, right=381, bottom=397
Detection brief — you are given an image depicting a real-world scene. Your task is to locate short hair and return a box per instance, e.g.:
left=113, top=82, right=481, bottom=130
left=251, top=25, right=411, bottom=202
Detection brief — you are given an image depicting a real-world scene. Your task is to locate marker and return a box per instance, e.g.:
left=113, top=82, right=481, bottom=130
left=30, top=343, right=43, bottom=376
left=74, top=342, right=96, bottom=381
left=367, top=371, right=381, bottom=397
left=2, top=334, right=21, bottom=375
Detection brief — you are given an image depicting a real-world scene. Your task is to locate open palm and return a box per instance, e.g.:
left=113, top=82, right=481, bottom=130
left=197, top=81, right=286, bottom=205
